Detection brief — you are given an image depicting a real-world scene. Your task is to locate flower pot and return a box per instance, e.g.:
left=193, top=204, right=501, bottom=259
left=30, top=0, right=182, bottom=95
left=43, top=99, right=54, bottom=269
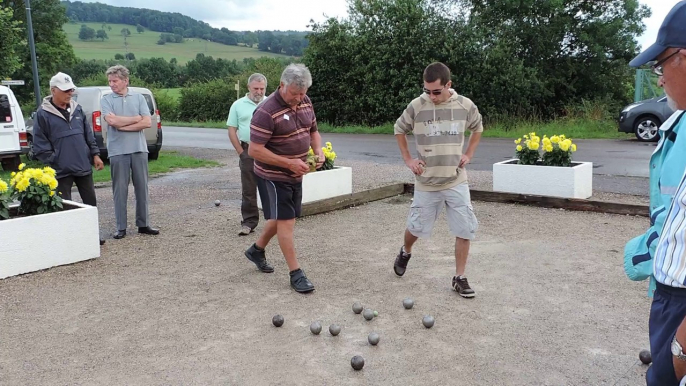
left=0, top=200, right=101, bottom=279
left=258, top=166, right=353, bottom=208
left=492, top=159, right=593, bottom=199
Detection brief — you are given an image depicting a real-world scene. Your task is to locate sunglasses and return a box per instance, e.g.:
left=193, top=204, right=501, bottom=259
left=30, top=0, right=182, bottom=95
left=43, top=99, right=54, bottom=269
left=62, top=88, right=76, bottom=93
left=423, top=85, right=447, bottom=95
left=652, top=48, right=682, bottom=76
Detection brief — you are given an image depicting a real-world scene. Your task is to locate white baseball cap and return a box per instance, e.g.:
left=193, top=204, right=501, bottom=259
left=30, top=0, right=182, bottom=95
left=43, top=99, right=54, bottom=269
left=49, top=72, right=76, bottom=91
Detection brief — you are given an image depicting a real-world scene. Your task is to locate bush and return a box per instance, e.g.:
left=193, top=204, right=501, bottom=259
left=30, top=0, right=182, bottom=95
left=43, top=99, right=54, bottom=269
left=178, top=79, right=236, bottom=122
left=152, top=89, right=180, bottom=121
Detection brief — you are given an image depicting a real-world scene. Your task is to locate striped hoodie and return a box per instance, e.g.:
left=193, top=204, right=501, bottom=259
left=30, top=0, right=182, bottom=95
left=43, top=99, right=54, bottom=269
left=394, top=90, right=483, bottom=191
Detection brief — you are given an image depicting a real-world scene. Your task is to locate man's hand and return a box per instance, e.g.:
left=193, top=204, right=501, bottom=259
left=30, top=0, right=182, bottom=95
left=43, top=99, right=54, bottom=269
left=315, top=148, right=325, bottom=168
left=93, top=155, right=104, bottom=171
left=288, top=158, right=310, bottom=176
left=405, top=158, right=425, bottom=175
left=459, top=154, right=471, bottom=168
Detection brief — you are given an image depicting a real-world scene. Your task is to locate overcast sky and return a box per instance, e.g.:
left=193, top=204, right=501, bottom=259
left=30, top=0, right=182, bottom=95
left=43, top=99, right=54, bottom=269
left=81, top=0, right=679, bottom=49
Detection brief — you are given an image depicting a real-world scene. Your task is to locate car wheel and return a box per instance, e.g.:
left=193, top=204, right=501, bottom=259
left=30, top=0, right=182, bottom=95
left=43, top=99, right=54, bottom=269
left=27, top=135, right=37, bottom=161
left=148, top=150, right=159, bottom=161
left=634, top=116, right=661, bottom=142
left=1, top=155, right=21, bottom=171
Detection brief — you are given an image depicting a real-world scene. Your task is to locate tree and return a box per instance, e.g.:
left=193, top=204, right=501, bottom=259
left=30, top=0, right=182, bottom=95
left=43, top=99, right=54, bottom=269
left=114, top=53, right=125, bottom=60
left=136, top=24, right=144, bottom=33
left=96, top=29, right=108, bottom=41
left=120, top=28, right=131, bottom=37
left=125, top=53, right=136, bottom=60
left=0, top=7, right=23, bottom=80
left=78, top=24, right=96, bottom=40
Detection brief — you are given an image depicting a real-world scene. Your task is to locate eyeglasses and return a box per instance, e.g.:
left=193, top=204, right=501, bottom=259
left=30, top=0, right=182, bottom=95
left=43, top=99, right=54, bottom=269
left=652, top=49, right=682, bottom=76
left=423, top=85, right=447, bottom=95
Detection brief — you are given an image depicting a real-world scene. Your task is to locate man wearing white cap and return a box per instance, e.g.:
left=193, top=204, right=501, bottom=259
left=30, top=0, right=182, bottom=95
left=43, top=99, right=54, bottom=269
left=32, top=72, right=105, bottom=244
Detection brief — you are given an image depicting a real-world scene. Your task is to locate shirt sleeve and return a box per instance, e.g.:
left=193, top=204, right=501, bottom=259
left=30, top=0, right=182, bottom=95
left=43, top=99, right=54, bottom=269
left=227, top=102, right=238, bottom=127
left=250, top=108, right=274, bottom=145
left=138, top=94, right=151, bottom=117
left=467, top=104, right=484, bottom=133
left=100, top=95, right=113, bottom=116
left=394, top=102, right=415, bottom=135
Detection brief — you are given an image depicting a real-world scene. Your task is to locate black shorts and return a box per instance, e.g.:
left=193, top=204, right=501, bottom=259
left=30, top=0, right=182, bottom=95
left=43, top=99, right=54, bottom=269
left=256, top=175, right=303, bottom=220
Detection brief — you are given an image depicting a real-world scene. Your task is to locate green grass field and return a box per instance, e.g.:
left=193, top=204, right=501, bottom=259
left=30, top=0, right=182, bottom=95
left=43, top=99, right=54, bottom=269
left=64, top=22, right=287, bottom=63
left=0, top=151, right=218, bottom=183
left=161, top=119, right=632, bottom=139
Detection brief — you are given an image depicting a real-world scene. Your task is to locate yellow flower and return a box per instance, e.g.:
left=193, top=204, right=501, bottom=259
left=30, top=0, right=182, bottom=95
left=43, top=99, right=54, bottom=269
left=514, top=138, right=522, bottom=145
left=326, top=141, right=332, bottom=150
left=527, top=142, right=540, bottom=151
left=542, top=137, right=551, bottom=146
left=308, top=148, right=314, bottom=156
left=18, top=163, right=25, bottom=171
left=0, top=179, right=7, bottom=193
left=544, top=144, right=554, bottom=152
left=48, top=178, right=58, bottom=190
left=10, top=172, right=16, bottom=177
left=551, top=135, right=560, bottom=144
left=15, top=178, right=30, bottom=192
left=559, top=140, right=571, bottom=152
left=531, top=136, right=540, bottom=143
left=43, top=166, right=56, bottom=177
left=571, top=144, right=577, bottom=152
left=516, top=145, right=523, bottom=152
left=50, top=191, right=55, bottom=196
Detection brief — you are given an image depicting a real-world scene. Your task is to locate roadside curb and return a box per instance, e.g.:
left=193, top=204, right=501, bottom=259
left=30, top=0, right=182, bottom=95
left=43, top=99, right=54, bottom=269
left=404, top=184, right=649, bottom=217
left=301, top=183, right=649, bottom=218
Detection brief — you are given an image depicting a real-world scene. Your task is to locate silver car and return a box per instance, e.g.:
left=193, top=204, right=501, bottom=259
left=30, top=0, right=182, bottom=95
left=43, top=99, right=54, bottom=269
left=619, top=96, right=675, bottom=142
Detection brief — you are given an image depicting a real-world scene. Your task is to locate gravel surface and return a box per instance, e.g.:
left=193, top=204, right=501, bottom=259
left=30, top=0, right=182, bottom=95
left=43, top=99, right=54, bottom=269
left=0, top=147, right=653, bottom=385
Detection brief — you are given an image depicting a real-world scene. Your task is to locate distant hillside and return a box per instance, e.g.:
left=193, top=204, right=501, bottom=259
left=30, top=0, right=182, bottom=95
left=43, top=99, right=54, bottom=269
left=61, top=1, right=309, bottom=56
left=64, top=22, right=287, bottom=63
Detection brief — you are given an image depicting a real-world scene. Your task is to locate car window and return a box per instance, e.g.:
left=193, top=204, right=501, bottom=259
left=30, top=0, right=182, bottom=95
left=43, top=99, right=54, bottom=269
left=142, top=94, right=155, bottom=115
left=0, top=94, right=13, bottom=123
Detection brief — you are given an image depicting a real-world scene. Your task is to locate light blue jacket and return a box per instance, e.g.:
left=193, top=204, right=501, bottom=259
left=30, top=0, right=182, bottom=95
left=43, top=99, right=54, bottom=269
left=624, top=110, right=686, bottom=296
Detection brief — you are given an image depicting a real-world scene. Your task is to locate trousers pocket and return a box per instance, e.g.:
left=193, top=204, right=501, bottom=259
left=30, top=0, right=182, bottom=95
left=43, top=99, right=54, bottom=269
left=456, top=206, right=478, bottom=234
left=407, top=207, right=423, bottom=232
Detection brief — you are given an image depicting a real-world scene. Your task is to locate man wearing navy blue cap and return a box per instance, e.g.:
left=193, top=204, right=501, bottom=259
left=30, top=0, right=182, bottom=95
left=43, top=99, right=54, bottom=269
left=630, top=2, right=686, bottom=385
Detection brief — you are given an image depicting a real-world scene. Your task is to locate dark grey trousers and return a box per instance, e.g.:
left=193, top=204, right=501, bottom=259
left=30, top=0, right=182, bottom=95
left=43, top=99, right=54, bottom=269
left=57, top=174, right=97, bottom=206
left=239, top=142, right=259, bottom=229
left=110, top=152, right=149, bottom=231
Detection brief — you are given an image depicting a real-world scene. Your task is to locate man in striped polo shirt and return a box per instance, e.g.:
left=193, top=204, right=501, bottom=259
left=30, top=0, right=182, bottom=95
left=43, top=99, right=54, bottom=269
left=628, top=2, right=686, bottom=385
left=243, top=64, right=324, bottom=293
left=393, top=62, right=483, bottom=298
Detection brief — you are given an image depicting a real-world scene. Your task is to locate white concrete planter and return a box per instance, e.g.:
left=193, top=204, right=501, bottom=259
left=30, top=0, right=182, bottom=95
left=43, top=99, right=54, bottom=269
left=492, top=159, right=593, bottom=199
left=0, top=200, right=101, bottom=279
left=258, top=166, right=353, bottom=208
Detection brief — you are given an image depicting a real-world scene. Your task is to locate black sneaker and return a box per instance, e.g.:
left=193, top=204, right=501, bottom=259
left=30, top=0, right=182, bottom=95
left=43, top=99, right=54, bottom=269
left=452, top=276, right=475, bottom=298
left=394, top=246, right=411, bottom=276
left=244, top=244, right=274, bottom=273
left=290, top=269, right=315, bottom=293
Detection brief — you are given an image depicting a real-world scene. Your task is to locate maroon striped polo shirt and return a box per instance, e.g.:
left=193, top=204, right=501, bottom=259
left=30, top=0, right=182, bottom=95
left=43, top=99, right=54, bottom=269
left=250, top=89, right=318, bottom=183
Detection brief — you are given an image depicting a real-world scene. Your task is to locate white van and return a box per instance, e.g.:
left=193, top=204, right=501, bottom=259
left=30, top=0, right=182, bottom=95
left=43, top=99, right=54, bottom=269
left=0, top=85, right=27, bottom=171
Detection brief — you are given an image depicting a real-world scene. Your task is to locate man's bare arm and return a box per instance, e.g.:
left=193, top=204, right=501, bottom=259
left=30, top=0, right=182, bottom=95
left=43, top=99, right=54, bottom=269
left=228, top=126, right=243, bottom=154
left=249, top=142, right=309, bottom=176
left=396, top=134, right=424, bottom=175
left=117, top=116, right=152, bottom=132
left=104, top=113, right=143, bottom=128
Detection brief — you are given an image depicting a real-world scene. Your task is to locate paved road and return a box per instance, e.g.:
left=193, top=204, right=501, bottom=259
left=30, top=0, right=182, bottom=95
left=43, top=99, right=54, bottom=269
left=163, top=126, right=654, bottom=195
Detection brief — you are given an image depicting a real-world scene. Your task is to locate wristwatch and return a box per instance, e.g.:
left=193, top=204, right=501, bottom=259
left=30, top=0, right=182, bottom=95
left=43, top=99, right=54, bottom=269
left=672, top=336, right=686, bottom=361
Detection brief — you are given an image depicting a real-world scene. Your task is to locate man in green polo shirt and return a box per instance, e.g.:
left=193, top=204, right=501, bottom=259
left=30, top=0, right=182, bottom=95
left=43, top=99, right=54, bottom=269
left=227, top=73, right=267, bottom=236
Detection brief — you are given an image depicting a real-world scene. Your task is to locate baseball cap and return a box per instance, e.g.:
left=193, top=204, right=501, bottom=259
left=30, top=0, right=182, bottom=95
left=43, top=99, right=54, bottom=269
left=630, top=0, right=686, bottom=67
left=49, top=72, right=77, bottom=91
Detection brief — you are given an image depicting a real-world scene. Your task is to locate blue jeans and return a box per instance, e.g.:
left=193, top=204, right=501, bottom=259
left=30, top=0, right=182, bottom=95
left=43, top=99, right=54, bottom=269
left=648, top=282, right=686, bottom=385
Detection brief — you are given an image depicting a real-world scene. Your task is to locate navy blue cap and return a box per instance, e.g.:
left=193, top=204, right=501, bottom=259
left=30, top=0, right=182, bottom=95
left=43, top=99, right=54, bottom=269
left=630, top=1, right=686, bottom=67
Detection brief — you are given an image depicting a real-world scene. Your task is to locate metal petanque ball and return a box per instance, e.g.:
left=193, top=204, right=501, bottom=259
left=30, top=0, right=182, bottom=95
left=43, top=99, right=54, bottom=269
left=214, top=200, right=221, bottom=207
left=272, top=314, right=284, bottom=327
left=368, top=332, right=380, bottom=346
left=639, top=349, right=652, bottom=365
left=403, top=298, right=414, bottom=309
left=310, top=321, right=322, bottom=335
left=351, top=355, right=365, bottom=371
left=352, top=302, right=363, bottom=314
left=422, top=315, right=435, bottom=328
left=363, top=308, right=375, bottom=321
left=329, top=324, right=341, bottom=336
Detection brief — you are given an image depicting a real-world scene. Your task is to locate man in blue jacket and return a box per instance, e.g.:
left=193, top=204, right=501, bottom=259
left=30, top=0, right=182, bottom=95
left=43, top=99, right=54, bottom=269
left=33, top=72, right=105, bottom=244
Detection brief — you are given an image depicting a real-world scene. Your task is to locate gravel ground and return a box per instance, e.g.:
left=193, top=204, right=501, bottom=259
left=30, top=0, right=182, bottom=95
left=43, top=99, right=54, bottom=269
left=0, top=148, right=654, bottom=385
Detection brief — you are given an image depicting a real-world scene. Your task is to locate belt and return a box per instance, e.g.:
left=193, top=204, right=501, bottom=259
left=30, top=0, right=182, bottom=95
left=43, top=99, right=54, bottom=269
left=240, top=141, right=249, bottom=148
left=656, top=281, right=686, bottom=298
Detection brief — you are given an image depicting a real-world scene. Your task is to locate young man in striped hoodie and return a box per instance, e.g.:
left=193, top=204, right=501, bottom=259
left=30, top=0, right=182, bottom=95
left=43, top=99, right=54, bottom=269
left=393, top=62, right=483, bottom=298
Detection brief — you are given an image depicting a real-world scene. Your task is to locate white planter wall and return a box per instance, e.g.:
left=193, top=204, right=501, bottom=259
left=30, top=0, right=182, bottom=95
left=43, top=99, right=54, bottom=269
left=493, top=159, right=593, bottom=199
left=258, top=166, right=353, bottom=208
left=0, top=200, right=101, bottom=279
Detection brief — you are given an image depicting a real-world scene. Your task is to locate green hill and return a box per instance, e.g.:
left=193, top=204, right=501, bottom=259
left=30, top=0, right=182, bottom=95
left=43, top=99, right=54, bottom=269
left=64, top=22, right=287, bottom=63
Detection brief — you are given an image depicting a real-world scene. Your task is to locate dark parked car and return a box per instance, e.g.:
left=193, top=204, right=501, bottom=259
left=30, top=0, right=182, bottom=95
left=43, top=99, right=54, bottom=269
left=619, top=96, right=675, bottom=142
